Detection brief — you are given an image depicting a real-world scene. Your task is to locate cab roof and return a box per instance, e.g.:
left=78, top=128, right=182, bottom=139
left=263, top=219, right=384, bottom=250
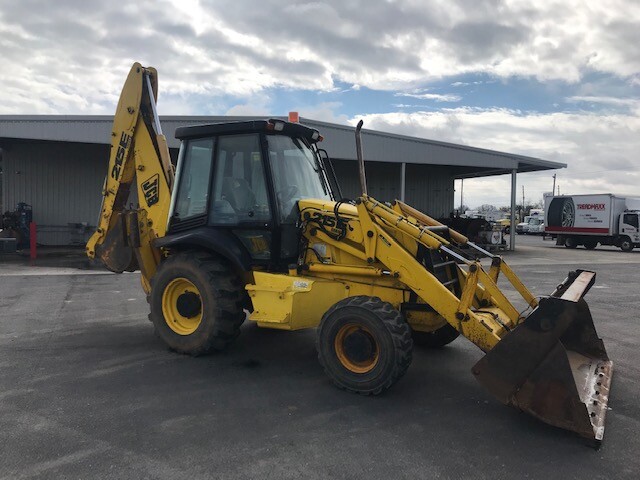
left=174, top=119, right=322, bottom=144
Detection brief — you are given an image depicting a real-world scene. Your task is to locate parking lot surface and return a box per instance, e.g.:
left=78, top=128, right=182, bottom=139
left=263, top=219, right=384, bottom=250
left=1, top=236, right=639, bottom=479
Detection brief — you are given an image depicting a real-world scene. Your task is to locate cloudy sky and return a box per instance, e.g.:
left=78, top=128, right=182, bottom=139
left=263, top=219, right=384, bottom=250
left=1, top=0, right=639, bottom=208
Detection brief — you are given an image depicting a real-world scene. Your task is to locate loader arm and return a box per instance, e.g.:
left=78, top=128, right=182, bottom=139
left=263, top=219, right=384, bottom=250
left=305, top=196, right=529, bottom=352
left=297, top=194, right=612, bottom=444
left=86, top=63, right=174, bottom=290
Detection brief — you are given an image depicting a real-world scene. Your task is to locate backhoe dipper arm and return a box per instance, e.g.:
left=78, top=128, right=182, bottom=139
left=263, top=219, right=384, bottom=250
left=86, top=63, right=173, bottom=289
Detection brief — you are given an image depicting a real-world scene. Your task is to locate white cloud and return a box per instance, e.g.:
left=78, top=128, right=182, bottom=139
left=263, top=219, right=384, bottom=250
left=451, top=80, right=489, bottom=87
left=354, top=106, right=640, bottom=208
left=565, top=96, right=639, bottom=107
left=224, top=92, right=273, bottom=117
left=1, top=0, right=639, bottom=114
left=395, top=92, right=462, bottom=102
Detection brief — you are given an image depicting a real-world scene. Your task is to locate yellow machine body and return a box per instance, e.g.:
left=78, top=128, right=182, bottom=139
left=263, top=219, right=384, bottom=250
left=246, top=196, right=613, bottom=445
left=248, top=272, right=349, bottom=330
left=87, top=62, right=613, bottom=446
left=248, top=197, right=521, bottom=352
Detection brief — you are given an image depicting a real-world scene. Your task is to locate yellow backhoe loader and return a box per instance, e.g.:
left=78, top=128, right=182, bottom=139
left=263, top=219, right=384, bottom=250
left=87, top=63, right=613, bottom=446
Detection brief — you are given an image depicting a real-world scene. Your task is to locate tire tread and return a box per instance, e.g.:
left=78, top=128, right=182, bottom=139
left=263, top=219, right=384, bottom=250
left=317, top=296, right=412, bottom=396
left=150, top=251, right=245, bottom=356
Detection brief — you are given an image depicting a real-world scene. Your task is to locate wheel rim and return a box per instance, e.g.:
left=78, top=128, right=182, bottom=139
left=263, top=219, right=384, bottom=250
left=561, top=201, right=575, bottom=227
left=162, top=277, right=203, bottom=335
left=334, top=323, right=379, bottom=374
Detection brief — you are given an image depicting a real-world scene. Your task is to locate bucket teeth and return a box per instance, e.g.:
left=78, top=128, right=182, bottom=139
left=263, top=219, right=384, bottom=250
left=578, top=358, right=613, bottom=443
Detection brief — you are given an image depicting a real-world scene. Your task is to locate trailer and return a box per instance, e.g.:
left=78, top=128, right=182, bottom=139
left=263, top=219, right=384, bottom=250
left=544, top=193, right=640, bottom=251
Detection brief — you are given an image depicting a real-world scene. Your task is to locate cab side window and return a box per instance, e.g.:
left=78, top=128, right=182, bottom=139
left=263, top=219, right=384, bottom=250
left=623, top=213, right=639, bottom=229
left=174, top=138, right=214, bottom=219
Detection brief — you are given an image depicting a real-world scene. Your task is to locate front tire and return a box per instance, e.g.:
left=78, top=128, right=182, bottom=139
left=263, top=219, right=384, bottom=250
left=620, top=237, right=634, bottom=252
left=317, top=296, right=412, bottom=395
left=150, top=252, right=245, bottom=355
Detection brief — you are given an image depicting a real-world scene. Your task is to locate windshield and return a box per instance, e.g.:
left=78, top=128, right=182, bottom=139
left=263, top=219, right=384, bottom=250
left=267, top=135, right=330, bottom=222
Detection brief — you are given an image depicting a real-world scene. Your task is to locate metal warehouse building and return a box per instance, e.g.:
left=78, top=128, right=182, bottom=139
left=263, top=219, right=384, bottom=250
left=0, top=115, right=564, bottom=248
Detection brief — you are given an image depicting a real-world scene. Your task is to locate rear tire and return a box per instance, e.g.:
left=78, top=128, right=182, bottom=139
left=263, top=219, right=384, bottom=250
left=412, top=324, right=460, bottom=348
left=584, top=240, right=598, bottom=250
left=317, top=296, right=412, bottom=395
left=150, top=252, right=245, bottom=355
left=564, top=237, right=578, bottom=249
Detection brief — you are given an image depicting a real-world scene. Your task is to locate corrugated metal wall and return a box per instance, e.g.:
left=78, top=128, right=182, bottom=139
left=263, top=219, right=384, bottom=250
left=332, top=160, right=401, bottom=203
left=2, top=141, right=108, bottom=245
left=331, top=160, right=453, bottom=216
left=405, top=164, right=454, bottom=218
left=1, top=141, right=454, bottom=245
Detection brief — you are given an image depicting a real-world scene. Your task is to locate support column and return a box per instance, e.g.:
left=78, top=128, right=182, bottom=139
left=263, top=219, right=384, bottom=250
left=510, top=168, right=517, bottom=251
left=400, top=162, right=406, bottom=202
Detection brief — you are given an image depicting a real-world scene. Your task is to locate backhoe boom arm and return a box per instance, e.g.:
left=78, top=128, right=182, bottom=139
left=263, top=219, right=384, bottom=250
left=86, top=63, right=174, bottom=289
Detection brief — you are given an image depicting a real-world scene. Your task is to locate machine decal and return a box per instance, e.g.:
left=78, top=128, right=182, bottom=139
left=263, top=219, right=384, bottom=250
left=142, top=174, right=160, bottom=207
left=110, top=132, right=131, bottom=180
left=307, top=211, right=348, bottom=239
left=293, top=280, right=310, bottom=290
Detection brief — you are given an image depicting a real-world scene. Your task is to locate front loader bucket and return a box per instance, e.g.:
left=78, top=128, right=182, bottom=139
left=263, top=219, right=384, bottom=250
left=472, top=270, right=613, bottom=446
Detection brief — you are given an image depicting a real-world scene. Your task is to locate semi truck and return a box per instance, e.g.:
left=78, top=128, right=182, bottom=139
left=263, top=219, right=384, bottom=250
left=545, top=193, right=640, bottom=251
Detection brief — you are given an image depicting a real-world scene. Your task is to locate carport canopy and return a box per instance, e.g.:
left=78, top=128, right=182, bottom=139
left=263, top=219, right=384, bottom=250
left=0, top=115, right=566, bottom=250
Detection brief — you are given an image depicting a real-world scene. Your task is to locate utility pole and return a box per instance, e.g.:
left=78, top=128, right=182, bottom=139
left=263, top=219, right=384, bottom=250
left=557, top=184, right=560, bottom=195
left=552, top=174, right=556, bottom=196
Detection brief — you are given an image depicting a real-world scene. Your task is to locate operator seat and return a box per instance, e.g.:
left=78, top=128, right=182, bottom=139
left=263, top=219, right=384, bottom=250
left=221, top=177, right=256, bottom=212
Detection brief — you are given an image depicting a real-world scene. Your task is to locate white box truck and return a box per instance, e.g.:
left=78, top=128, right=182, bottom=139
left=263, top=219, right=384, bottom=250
left=544, top=194, right=640, bottom=251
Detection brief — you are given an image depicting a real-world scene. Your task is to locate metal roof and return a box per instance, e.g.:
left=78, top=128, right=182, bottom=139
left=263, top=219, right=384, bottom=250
left=0, top=115, right=565, bottom=177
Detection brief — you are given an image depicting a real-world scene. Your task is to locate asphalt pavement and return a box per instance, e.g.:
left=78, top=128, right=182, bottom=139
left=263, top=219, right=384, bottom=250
left=1, top=236, right=639, bottom=479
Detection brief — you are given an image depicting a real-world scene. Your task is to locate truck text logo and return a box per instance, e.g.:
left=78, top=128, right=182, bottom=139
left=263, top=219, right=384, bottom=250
left=577, top=203, right=606, bottom=210
left=110, top=132, right=131, bottom=181
left=142, top=174, right=159, bottom=207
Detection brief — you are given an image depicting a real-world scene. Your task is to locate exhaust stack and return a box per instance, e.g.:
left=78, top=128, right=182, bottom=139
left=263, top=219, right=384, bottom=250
left=355, top=120, right=367, bottom=195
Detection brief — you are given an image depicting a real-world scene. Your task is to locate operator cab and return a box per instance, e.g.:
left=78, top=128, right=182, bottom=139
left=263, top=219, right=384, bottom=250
left=620, top=211, right=640, bottom=244
left=166, top=119, right=340, bottom=269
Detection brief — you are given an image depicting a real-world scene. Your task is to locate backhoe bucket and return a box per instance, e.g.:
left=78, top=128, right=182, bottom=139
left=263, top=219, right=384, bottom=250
left=472, top=270, right=613, bottom=446
left=94, top=211, right=138, bottom=273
